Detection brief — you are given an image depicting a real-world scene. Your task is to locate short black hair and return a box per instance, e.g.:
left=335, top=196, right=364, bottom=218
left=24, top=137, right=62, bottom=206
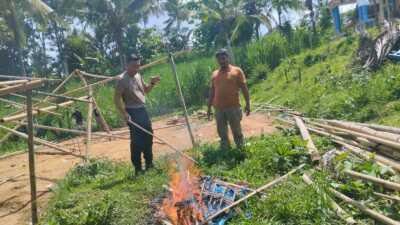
left=126, top=54, right=141, bottom=63
left=215, top=48, right=229, bottom=57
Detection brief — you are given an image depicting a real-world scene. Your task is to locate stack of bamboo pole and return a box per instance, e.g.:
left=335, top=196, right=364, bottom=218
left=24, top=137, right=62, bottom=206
left=268, top=106, right=400, bottom=225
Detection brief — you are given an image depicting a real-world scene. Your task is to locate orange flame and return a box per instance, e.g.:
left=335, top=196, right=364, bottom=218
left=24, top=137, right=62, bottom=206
left=161, top=158, right=204, bottom=225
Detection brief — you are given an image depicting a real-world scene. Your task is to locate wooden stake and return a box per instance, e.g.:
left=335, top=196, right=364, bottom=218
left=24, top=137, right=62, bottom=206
left=330, top=188, right=400, bottom=225
left=168, top=53, right=196, bottom=147
left=0, top=80, right=43, bottom=96
left=344, top=170, right=400, bottom=191
left=294, top=116, right=321, bottom=161
left=26, top=89, right=38, bottom=225
left=202, top=164, right=305, bottom=224
left=85, top=86, right=93, bottom=162
left=302, top=174, right=356, bottom=224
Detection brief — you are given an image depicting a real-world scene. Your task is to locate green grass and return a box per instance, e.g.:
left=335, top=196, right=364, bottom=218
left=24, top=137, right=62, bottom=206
left=39, top=159, right=168, bottom=225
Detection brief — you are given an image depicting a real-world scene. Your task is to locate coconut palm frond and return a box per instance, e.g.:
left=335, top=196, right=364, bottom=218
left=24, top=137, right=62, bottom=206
left=29, top=0, right=54, bottom=15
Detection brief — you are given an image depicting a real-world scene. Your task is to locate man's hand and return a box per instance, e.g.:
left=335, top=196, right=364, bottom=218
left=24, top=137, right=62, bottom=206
left=123, top=113, right=131, bottom=124
left=150, top=76, right=161, bottom=86
left=244, top=104, right=251, bottom=116
left=207, top=107, right=212, bottom=121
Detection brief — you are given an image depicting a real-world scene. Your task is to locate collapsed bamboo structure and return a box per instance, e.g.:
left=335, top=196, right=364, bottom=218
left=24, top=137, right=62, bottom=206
left=0, top=80, right=43, bottom=96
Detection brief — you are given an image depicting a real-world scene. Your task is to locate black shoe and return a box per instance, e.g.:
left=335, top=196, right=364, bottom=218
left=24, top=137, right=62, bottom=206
left=135, top=168, right=144, bottom=176
left=145, top=163, right=154, bottom=171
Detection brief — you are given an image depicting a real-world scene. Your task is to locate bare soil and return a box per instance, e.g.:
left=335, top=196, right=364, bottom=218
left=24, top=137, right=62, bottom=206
left=0, top=113, right=275, bottom=225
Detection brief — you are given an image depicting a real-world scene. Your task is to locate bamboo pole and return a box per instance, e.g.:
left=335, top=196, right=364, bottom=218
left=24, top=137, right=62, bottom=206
left=78, top=70, right=111, bottom=79
left=327, top=120, right=400, bottom=143
left=0, top=75, right=60, bottom=81
left=373, top=192, right=400, bottom=203
left=330, top=188, right=400, bottom=225
left=0, top=124, right=20, bottom=146
left=202, top=164, right=305, bottom=224
left=344, top=170, right=400, bottom=191
left=0, top=97, right=24, bottom=108
left=0, top=80, right=43, bottom=96
left=357, top=123, right=400, bottom=135
left=168, top=53, right=196, bottom=147
left=310, top=121, right=400, bottom=151
left=17, top=123, right=126, bottom=140
left=0, top=80, right=29, bottom=86
left=33, top=90, right=91, bottom=103
left=1, top=97, right=87, bottom=123
left=26, top=89, right=38, bottom=225
left=302, top=174, right=357, bottom=225
left=0, top=124, right=83, bottom=158
left=85, top=86, right=93, bottom=162
left=0, top=174, right=24, bottom=186
left=294, top=116, right=321, bottom=161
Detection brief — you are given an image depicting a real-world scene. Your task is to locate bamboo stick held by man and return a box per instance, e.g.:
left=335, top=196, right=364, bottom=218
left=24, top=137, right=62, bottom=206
left=114, top=54, right=160, bottom=175
left=207, top=49, right=251, bottom=149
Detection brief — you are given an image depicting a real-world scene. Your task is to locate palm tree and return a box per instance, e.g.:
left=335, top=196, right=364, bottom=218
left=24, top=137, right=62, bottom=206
left=163, top=0, right=190, bottom=34
left=85, top=0, right=161, bottom=69
left=271, top=0, right=302, bottom=27
left=0, top=0, right=54, bottom=74
left=193, top=0, right=275, bottom=56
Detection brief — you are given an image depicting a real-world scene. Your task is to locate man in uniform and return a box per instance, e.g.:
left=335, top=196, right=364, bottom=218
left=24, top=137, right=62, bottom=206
left=114, top=54, right=160, bottom=175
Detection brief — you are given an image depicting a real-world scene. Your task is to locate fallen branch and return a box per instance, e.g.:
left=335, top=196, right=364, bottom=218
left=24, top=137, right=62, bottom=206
left=373, top=192, right=400, bottom=203
left=202, top=164, right=305, bottom=224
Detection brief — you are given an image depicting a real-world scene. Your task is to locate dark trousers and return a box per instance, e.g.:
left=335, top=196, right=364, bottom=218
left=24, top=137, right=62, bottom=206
left=126, top=107, right=153, bottom=171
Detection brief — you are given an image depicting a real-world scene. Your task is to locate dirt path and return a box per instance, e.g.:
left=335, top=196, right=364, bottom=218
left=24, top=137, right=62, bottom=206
left=0, top=113, right=275, bottom=225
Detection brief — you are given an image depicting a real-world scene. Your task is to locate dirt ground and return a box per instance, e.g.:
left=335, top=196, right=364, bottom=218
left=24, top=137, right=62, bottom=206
left=0, top=113, right=275, bottom=225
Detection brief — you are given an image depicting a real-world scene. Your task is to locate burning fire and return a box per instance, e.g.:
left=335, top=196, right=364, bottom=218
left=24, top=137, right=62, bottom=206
left=161, top=158, right=204, bottom=225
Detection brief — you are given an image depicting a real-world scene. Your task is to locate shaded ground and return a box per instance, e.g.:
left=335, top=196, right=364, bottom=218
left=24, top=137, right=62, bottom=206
left=0, top=113, right=275, bottom=225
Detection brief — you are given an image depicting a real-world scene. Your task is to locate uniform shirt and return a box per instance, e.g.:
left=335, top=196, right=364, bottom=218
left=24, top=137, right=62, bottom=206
left=357, top=0, right=369, bottom=6
left=211, top=65, right=246, bottom=110
left=115, top=72, right=146, bottom=109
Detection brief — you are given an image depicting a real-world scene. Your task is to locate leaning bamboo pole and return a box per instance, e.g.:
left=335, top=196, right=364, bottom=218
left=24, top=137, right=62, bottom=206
left=78, top=70, right=111, bottom=79
left=302, top=174, right=357, bottom=225
left=373, top=192, right=400, bottom=203
left=329, top=188, right=400, bottom=225
left=309, top=121, right=400, bottom=151
left=1, top=97, right=87, bottom=123
left=357, top=123, right=400, bottom=135
left=202, top=164, right=305, bottom=224
left=0, top=80, right=43, bottom=96
left=294, top=116, right=321, bottom=162
left=344, top=170, right=400, bottom=191
left=0, top=75, right=60, bottom=81
left=0, top=124, right=83, bottom=158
